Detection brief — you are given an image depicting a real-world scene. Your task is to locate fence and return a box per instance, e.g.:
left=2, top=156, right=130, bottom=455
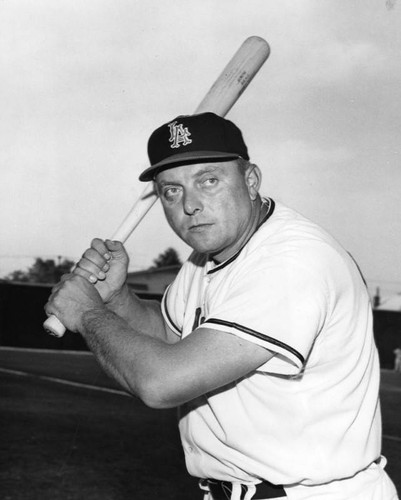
left=0, top=280, right=400, bottom=368
left=0, top=281, right=162, bottom=352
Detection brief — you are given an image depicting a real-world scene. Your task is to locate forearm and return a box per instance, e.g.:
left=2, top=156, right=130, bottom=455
left=104, top=283, right=169, bottom=342
left=80, top=306, right=274, bottom=410
left=81, top=307, right=173, bottom=406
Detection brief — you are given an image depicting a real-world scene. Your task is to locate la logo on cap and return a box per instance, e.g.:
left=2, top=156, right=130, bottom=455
left=168, top=120, right=192, bottom=149
left=140, top=112, right=250, bottom=182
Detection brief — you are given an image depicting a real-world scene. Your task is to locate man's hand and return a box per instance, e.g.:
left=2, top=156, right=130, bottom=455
left=45, top=273, right=105, bottom=333
left=73, top=238, right=129, bottom=304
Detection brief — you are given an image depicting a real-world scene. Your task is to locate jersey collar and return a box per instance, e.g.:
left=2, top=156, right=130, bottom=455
left=206, top=198, right=275, bottom=275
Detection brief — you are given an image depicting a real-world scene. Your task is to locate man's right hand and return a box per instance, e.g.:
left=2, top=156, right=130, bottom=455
left=73, top=238, right=129, bottom=304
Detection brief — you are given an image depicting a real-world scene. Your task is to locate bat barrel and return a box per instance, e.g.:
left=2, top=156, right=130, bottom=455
left=195, top=36, right=270, bottom=116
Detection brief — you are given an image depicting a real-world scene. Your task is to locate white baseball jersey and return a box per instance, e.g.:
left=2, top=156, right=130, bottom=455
left=161, top=199, right=385, bottom=496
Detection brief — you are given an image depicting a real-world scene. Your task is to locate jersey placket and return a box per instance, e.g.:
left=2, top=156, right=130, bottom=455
left=199, top=265, right=213, bottom=327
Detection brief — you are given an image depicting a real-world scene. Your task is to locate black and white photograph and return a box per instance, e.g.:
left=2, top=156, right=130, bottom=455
left=0, top=1, right=400, bottom=498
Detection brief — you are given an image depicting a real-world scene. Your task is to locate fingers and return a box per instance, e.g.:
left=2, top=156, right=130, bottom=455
left=104, top=239, right=125, bottom=255
left=74, top=238, right=112, bottom=283
left=104, top=239, right=130, bottom=269
left=92, top=237, right=113, bottom=260
left=70, top=238, right=128, bottom=286
left=91, top=238, right=127, bottom=264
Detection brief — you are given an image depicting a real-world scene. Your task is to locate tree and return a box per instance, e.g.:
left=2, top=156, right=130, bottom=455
left=5, top=257, right=75, bottom=284
left=151, top=248, right=182, bottom=269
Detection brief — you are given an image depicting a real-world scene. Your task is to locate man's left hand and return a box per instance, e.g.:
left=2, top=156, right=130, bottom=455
left=45, top=273, right=105, bottom=333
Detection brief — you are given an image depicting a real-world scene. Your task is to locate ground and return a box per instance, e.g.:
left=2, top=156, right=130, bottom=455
left=0, top=348, right=399, bottom=499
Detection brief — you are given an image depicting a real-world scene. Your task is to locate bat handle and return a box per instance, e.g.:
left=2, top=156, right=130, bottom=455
left=111, top=183, right=158, bottom=242
left=43, top=183, right=159, bottom=338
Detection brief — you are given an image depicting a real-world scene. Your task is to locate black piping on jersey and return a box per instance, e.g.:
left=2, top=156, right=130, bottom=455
left=205, top=318, right=305, bottom=365
left=207, top=198, right=276, bottom=275
left=162, top=286, right=182, bottom=334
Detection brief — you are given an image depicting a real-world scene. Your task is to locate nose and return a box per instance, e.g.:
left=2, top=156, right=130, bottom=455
left=183, top=189, right=203, bottom=216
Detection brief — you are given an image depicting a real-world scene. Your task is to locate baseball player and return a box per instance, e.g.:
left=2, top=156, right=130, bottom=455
left=45, top=113, right=398, bottom=499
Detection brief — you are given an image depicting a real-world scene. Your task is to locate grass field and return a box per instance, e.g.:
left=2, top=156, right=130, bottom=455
left=0, top=347, right=400, bottom=499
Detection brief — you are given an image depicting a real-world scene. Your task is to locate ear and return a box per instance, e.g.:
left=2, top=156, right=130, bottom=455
left=245, top=164, right=262, bottom=200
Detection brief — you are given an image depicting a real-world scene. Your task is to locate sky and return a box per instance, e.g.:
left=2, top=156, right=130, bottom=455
left=0, top=0, right=400, bottom=299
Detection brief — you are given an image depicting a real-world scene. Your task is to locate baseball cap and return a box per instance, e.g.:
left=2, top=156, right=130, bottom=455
left=139, top=112, right=249, bottom=182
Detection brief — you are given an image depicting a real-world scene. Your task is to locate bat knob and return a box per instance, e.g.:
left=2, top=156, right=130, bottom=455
left=43, top=315, right=66, bottom=338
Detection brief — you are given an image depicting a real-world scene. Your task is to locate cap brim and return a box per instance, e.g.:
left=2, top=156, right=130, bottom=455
left=139, top=151, right=240, bottom=182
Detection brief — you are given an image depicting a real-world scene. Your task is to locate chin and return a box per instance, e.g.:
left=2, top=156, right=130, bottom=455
left=186, top=237, right=221, bottom=255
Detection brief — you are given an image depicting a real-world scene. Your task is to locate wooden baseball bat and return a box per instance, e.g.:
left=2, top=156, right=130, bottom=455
left=44, top=36, right=270, bottom=337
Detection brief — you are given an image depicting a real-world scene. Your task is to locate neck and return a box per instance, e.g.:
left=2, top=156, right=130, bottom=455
left=210, top=196, right=264, bottom=264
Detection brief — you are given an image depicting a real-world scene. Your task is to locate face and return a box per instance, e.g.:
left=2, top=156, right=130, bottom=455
left=155, top=160, right=260, bottom=262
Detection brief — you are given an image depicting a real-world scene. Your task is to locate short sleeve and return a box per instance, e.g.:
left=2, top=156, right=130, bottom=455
left=161, top=255, right=203, bottom=337
left=198, top=248, right=329, bottom=375
left=161, top=284, right=182, bottom=336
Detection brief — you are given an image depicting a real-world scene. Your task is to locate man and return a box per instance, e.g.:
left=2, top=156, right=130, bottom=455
left=45, top=112, right=398, bottom=500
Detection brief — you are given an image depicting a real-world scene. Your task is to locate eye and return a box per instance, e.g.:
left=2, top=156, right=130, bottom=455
left=203, top=177, right=218, bottom=187
left=162, top=186, right=182, bottom=202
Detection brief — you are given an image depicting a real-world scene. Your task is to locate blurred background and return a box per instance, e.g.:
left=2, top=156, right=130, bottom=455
left=0, top=0, right=400, bottom=304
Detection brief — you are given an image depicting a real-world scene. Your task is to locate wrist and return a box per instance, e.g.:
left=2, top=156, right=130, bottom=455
left=81, top=306, right=110, bottom=333
left=105, top=282, right=131, bottom=311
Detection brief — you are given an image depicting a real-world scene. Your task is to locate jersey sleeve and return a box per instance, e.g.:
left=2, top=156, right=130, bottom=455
left=161, top=284, right=182, bottom=336
left=197, top=247, right=330, bottom=375
left=160, top=258, right=196, bottom=337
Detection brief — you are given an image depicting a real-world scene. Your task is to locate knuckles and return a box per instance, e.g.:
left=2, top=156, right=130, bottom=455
left=52, top=274, right=87, bottom=295
left=81, top=248, right=103, bottom=264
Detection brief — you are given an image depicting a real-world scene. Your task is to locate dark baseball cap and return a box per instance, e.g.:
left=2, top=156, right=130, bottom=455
left=139, top=112, right=249, bottom=182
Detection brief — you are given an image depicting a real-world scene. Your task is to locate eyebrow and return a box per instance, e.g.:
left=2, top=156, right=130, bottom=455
left=193, top=165, right=220, bottom=178
left=156, top=179, right=180, bottom=188
left=156, top=165, right=220, bottom=187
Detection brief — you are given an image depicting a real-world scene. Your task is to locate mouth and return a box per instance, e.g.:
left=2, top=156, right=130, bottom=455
left=188, top=223, right=213, bottom=232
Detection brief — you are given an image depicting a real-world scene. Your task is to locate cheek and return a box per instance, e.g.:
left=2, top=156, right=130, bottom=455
left=219, top=194, right=253, bottom=233
left=162, top=205, right=184, bottom=234
left=217, top=191, right=249, bottom=220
